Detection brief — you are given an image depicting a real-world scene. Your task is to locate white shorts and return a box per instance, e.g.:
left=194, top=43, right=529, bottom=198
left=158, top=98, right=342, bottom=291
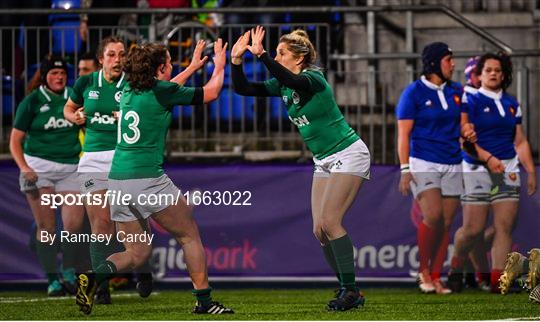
left=19, top=154, right=79, bottom=192
left=313, top=139, right=371, bottom=179
left=462, top=156, right=520, bottom=205
left=108, top=174, right=180, bottom=222
left=409, top=157, right=463, bottom=198
left=78, top=150, right=115, bottom=194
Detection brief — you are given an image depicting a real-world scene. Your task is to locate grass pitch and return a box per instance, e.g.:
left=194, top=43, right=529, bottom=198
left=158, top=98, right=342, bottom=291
left=0, top=287, right=539, bottom=320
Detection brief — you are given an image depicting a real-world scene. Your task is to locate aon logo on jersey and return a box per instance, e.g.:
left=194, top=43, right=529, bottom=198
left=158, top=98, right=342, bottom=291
left=90, top=112, right=116, bottom=124
left=44, top=117, right=73, bottom=130
left=289, top=115, right=310, bottom=128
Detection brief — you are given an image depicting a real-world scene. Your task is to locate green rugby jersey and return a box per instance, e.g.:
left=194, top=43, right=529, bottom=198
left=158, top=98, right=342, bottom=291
left=13, top=86, right=81, bottom=164
left=70, top=70, right=126, bottom=152
left=264, top=69, right=359, bottom=159
left=109, top=80, right=196, bottom=180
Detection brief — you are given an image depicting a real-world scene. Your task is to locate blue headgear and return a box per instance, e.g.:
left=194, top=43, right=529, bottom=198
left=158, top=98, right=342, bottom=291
left=40, top=55, right=68, bottom=84
left=422, top=42, right=453, bottom=81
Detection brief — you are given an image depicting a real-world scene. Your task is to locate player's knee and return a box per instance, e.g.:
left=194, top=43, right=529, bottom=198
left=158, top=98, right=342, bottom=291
left=443, top=218, right=454, bottom=231
left=422, top=206, right=443, bottom=222
left=484, top=227, right=495, bottom=242
left=91, top=217, right=114, bottom=235
left=36, top=227, right=55, bottom=237
left=422, top=215, right=442, bottom=229
left=461, top=226, right=483, bottom=241
left=175, top=204, right=193, bottom=222
left=313, top=225, right=325, bottom=242
left=321, top=218, right=340, bottom=236
left=62, top=218, right=82, bottom=233
left=34, top=216, right=55, bottom=233
left=174, top=229, right=200, bottom=246
left=493, top=224, right=513, bottom=237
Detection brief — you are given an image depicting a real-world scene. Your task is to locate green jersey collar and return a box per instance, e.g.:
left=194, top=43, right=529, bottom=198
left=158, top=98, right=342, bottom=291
left=98, top=69, right=125, bottom=88
left=39, top=85, right=68, bottom=102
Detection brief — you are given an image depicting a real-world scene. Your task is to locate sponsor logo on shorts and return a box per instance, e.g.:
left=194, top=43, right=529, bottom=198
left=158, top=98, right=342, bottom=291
left=88, top=90, right=100, bottom=99
left=332, top=160, right=343, bottom=170
left=425, top=100, right=432, bottom=107
left=484, top=106, right=490, bottom=113
left=509, top=106, right=515, bottom=116
left=84, top=179, right=94, bottom=188
left=114, top=91, right=122, bottom=103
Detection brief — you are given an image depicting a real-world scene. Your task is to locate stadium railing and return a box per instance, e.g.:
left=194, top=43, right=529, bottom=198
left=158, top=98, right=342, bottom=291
left=1, top=5, right=540, bottom=163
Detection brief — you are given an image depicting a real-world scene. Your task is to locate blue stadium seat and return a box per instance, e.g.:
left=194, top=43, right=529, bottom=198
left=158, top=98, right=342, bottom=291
left=50, top=0, right=82, bottom=55
left=172, top=105, right=193, bottom=119
left=270, top=96, right=288, bottom=121
left=209, top=88, right=254, bottom=122
left=50, top=21, right=82, bottom=55
left=207, top=52, right=263, bottom=122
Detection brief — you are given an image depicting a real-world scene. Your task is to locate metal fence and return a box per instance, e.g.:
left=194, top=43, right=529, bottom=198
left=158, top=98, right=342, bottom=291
left=0, top=23, right=331, bottom=159
left=1, top=7, right=540, bottom=163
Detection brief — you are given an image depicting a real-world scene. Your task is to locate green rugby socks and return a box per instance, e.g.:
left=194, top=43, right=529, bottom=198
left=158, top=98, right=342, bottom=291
left=192, top=287, right=213, bottom=306
left=322, top=243, right=341, bottom=283
left=330, top=234, right=357, bottom=291
left=36, top=241, right=58, bottom=283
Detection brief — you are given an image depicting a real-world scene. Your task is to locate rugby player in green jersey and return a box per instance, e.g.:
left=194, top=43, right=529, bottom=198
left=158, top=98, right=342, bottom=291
left=65, top=36, right=158, bottom=303
left=10, top=56, right=85, bottom=296
left=231, top=26, right=370, bottom=311
left=65, top=37, right=208, bottom=305
left=75, top=40, right=233, bottom=315
left=63, top=36, right=130, bottom=304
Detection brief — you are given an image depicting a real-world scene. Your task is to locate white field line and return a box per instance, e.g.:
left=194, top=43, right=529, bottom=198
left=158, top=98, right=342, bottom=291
left=498, top=316, right=540, bottom=321
left=0, top=292, right=160, bottom=304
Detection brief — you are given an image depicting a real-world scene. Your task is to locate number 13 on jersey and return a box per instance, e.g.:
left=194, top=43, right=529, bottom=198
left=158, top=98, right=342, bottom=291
left=117, top=110, right=141, bottom=144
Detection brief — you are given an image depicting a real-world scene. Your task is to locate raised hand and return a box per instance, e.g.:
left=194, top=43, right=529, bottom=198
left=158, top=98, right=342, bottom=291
left=231, top=30, right=251, bottom=65
left=213, top=38, right=228, bottom=70
left=247, top=25, right=266, bottom=57
left=188, top=39, right=209, bottom=71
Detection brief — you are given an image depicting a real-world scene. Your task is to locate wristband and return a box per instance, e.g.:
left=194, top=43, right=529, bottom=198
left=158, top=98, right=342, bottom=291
left=400, top=164, right=410, bottom=173
left=486, top=155, right=494, bottom=163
